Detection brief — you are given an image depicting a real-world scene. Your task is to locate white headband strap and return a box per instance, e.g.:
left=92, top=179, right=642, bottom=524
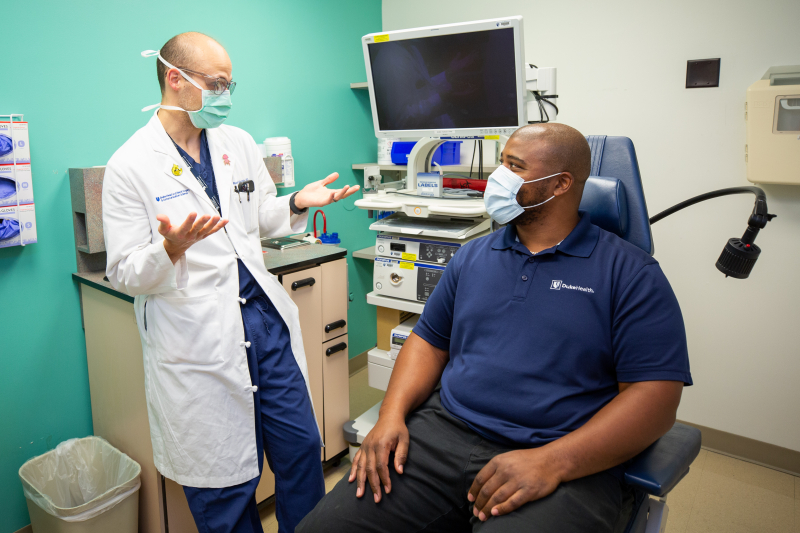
left=140, top=49, right=203, bottom=91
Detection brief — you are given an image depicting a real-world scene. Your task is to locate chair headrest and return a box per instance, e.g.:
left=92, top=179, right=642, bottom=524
left=579, top=176, right=628, bottom=238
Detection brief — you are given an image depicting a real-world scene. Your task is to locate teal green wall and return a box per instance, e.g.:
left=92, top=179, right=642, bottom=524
left=0, top=1, right=380, bottom=530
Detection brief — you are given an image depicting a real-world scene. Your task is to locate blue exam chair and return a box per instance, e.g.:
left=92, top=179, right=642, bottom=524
left=580, top=136, right=701, bottom=533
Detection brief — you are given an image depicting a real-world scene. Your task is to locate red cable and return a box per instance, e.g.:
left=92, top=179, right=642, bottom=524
left=442, top=177, right=486, bottom=191
left=313, top=210, right=326, bottom=238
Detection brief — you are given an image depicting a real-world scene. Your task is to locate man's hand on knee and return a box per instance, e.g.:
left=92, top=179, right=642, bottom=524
left=348, top=414, right=410, bottom=503
left=467, top=447, right=564, bottom=522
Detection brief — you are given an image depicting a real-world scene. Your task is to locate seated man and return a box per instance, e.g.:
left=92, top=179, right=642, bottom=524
left=298, top=123, right=691, bottom=533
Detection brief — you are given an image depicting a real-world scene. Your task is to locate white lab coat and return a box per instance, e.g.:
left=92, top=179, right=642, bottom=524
left=102, top=112, right=313, bottom=488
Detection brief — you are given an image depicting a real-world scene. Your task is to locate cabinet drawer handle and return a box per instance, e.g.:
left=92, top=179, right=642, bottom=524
left=291, top=277, right=316, bottom=291
left=325, top=319, right=347, bottom=333
left=326, top=342, right=347, bottom=357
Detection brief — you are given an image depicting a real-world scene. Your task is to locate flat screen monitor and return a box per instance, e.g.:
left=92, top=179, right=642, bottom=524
left=362, top=17, right=526, bottom=139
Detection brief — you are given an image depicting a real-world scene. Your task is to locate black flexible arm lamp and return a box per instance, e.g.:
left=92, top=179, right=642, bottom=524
left=649, top=187, right=777, bottom=279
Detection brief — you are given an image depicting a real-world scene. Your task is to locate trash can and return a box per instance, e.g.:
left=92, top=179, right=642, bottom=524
left=19, top=436, right=141, bottom=533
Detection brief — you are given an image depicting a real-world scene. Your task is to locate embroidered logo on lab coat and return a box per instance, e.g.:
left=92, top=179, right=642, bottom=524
left=222, top=154, right=230, bottom=166
left=172, top=164, right=183, bottom=176
left=156, top=189, right=190, bottom=202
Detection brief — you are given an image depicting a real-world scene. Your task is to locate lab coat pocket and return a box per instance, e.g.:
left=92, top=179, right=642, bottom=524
left=235, top=184, right=259, bottom=233
left=149, top=292, right=223, bottom=365
left=249, top=194, right=259, bottom=233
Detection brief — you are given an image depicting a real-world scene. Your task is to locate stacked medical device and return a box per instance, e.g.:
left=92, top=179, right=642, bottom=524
left=353, top=16, right=557, bottom=306
left=0, top=115, right=37, bottom=249
left=348, top=17, right=550, bottom=445
left=372, top=230, right=488, bottom=303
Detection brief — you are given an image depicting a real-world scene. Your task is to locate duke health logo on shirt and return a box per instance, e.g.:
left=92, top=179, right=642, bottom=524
left=551, top=280, right=594, bottom=293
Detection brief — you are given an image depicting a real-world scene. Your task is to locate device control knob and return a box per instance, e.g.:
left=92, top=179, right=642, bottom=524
left=377, top=245, right=385, bottom=253
left=376, top=282, right=383, bottom=290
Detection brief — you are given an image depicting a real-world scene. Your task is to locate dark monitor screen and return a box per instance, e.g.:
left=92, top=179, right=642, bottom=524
left=368, top=28, right=519, bottom=131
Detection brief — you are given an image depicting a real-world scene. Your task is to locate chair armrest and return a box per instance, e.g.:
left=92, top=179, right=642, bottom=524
left=623, top=422, right=701, bottom=497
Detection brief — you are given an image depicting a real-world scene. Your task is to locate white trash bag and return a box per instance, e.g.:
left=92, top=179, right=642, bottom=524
left=19, top=436, right=141, bottom=522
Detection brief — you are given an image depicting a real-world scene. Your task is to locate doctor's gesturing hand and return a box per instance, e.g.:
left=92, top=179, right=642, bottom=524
left=292, top=172, right=360, bottom=210
left=157, top=212, right=228, bottom=264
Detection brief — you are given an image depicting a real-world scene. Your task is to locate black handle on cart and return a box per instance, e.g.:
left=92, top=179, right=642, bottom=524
left=325, top=319, right=347, bottom=333
left=326, top=343, right=347, bottom=357
left=291, top=277, right=316, bottom=291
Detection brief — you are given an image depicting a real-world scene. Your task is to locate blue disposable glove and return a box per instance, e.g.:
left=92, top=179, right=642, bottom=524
left=0, top=177, right=16, bottom=201
left=0, top=134, right=12, bottom=158
left=0, top=218, right=20, bottom=240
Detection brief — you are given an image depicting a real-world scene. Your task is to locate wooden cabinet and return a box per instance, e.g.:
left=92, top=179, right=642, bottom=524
left=281, top=266, right=325, bottom=446
left=321, top=259, right=349, bottom=343
left=281, top=258, right=350, bottom=461
left=322, top=335, right=349, bottom=458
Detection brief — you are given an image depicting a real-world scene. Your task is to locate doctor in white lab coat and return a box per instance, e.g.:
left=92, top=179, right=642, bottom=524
left=102, top=32, right=358, bottom=533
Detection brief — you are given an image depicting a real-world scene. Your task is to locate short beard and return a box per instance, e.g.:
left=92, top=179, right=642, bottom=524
left=510, top=184, right=550, bottom=226
left=510, top=208, right=545, bottom=226
left=176, top=90, right=202, bottom=129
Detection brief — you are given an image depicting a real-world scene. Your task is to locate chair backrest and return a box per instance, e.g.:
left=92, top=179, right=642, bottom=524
left=579, top=136, right=654, bottom=255
left=579, top=176, right=629, bottom=238
left=577, top=138, right=698, bottom=533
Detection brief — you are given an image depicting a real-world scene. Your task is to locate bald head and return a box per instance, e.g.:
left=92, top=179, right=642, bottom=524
left=157, top=32, right=229, bottom=94
left=508, top=123, right=592, bottom=184
left=498, top=123, right=592, bottom=227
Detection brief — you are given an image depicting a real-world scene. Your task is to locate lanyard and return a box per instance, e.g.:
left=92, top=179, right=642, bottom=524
left=176, top=149, right=241, bottom=258
left=173, top=142, right=221, bottom=214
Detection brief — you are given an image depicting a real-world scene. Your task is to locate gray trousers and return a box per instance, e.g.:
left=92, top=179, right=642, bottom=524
left=298, top=392, right=636, bottom=533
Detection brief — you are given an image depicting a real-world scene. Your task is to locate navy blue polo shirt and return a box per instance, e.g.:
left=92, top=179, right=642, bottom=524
left=171, top=131, right=261, bottom=299
left=414, top=212, right=692, bottom=453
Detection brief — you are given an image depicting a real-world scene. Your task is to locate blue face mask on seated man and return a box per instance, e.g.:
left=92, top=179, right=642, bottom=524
left=484, top=164, right=563, bottom=225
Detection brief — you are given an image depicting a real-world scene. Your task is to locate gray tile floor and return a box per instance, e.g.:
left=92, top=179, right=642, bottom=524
left=259, top=369, right=800, bottom=532
left=665, top=449, right=799, bottom=533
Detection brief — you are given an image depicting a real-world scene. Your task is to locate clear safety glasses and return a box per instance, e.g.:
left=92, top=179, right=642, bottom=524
left=178, top=67, right=236, bottom=95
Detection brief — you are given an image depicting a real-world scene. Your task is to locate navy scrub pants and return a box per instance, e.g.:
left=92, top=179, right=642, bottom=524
left=183, top=268, right=325, bottom=533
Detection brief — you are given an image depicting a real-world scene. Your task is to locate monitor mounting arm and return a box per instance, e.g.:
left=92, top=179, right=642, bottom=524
left=406, top=138, right=448, bottom=191
left=649, top=186, right=777, bottom=278
left=526, top=65, right=558, bottom=123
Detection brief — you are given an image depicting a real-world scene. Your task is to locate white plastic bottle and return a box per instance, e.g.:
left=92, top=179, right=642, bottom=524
left=263, top=137, right=293, bottom=187
left=282, top=154, right=295, bottom=187
left=378, top=137, right=399, bottom=165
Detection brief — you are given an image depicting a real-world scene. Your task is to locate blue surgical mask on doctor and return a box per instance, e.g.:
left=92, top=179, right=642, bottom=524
left=484, top=164, right=564, bottom=225
left=140, top=50, right=233, bottom=129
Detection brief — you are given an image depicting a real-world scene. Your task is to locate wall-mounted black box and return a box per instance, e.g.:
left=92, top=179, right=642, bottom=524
left=686, top=58, right=721, bottom=88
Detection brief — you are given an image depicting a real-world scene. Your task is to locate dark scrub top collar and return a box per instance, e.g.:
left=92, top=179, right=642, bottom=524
left=491, top=211, right=599, bottom=258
